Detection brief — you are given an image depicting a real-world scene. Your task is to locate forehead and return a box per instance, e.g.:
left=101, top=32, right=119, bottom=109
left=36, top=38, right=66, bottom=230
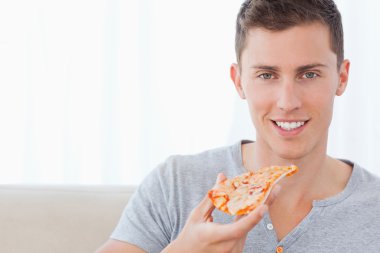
left=241, top=22, right=337, bottom=69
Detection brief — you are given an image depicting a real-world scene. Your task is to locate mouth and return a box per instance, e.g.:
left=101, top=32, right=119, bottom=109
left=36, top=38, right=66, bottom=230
left=271, top=119, right=310, bottom=135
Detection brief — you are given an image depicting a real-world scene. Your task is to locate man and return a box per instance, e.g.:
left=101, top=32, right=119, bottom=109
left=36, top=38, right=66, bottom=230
left=96, top=0, right=380, bottom=252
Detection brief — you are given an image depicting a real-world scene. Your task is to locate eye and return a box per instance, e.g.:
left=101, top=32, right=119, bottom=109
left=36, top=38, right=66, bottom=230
left=258, top=73, right=273, bottom=79
left=302, top=72, right=318, bottom=79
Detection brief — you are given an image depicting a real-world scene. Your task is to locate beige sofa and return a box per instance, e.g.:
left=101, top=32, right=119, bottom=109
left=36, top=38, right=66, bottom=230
left=0, top=184, right=135, bottom=253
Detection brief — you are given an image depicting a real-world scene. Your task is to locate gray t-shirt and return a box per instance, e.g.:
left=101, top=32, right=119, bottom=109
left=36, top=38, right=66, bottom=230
left=111, top=140, right=380, bottom=252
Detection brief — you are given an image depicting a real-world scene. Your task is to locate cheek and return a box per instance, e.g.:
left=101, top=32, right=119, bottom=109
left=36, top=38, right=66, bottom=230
left=243, top=80, right=273, bottom=111
left=245, top=90, right=272, bottom=123
left=306, top=90, right=335, bottom=123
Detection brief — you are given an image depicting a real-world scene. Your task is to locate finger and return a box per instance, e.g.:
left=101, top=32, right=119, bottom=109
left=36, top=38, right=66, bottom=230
left=202, top=172, right=227, bottom=215
left=233, top=212, right=248, bottom=222
left=216, top=204, right=268, bottom=241
left=190, top=194, right=215, bottom=222
left=234, top=214, right=244, bottom=222
left=204, top=173, right=227, bottom=218
left=203, top=173, right=227, bottom=219
left=216, top=172, right=227, bottom=183
left=191, top=173, right=226, bottom=222
left=264, top=184, right=281, bottom=206
left=233, top=204, right=268, bottom=233
left=211, top=173, right=227, bottom=189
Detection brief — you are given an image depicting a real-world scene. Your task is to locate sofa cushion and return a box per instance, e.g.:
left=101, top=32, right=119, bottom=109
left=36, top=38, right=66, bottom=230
left=0, top=184, right=135, bottom=253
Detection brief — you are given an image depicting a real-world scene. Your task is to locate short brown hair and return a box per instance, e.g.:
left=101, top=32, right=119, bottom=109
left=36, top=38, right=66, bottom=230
left=235, top=0, right=344, bottom=69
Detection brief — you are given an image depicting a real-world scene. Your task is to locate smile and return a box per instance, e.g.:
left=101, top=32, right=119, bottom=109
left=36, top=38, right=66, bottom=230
left=275, top=121, right=306, bottom=131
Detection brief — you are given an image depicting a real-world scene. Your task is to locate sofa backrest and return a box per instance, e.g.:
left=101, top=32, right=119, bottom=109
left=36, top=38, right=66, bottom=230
left=0, top=184, right=135, bottom=253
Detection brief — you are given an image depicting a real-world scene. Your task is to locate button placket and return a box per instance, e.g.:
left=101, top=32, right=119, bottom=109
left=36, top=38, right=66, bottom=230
left=262, top=213, right=278, bottom=246
left=276, top=246, right=284, bottom=253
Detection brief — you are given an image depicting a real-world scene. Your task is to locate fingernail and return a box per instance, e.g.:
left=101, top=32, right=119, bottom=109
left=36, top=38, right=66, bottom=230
left=216, top=173, right=221, bottom=183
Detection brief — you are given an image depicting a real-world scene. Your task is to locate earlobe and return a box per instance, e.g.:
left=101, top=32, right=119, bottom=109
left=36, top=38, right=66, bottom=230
left=230, top=63, right=246, bottom=99
left=336, top=79, right=346, bottom=96
left=336, top=83, right=346, bottom=96
left=336, top=59, right=350, bottom=96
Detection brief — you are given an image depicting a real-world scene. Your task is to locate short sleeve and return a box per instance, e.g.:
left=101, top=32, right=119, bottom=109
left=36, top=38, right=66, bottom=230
left=111, top=163, right=173, bottom=253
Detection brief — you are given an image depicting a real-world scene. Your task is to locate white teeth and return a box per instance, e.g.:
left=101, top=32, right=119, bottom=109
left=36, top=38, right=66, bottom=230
left=275, top=121, right=305, bottom=131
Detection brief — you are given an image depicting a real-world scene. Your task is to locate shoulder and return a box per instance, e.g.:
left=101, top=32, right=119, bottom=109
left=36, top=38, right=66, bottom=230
left=354, top=163, right=380, bottom=188
left=152, top=141, right=242, bottom=184
left=135, top=141, right=243, bottom=205
left=348, top=162, right=380, bottom=206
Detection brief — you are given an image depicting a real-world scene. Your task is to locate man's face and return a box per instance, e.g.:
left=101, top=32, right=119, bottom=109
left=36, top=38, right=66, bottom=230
left=231, top=22, right=349, bottom=160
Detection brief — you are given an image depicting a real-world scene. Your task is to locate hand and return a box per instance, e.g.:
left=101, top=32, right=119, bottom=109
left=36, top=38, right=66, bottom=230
left=162, top=173, right=281, bottom=253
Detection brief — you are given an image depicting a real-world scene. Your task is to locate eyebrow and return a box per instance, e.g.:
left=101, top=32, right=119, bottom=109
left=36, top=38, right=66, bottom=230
left=296, top=63, right=328, bottom=72
left=250, top=65, right=279, bottom=71
left=250, top=63, right=328, bottom=72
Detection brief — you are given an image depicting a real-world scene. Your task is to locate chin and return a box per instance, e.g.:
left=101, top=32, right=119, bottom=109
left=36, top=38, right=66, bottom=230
left=271, top=142, right=310, bottom=161
left=276, top=151, right=305, bottom=161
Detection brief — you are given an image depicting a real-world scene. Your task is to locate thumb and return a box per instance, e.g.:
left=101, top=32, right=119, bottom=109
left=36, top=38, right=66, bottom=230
left=217, top=204, right=268, bottom=241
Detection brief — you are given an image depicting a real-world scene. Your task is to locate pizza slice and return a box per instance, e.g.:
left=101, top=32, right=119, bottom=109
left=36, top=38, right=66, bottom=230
left=208, top=165, right=298, bottom=215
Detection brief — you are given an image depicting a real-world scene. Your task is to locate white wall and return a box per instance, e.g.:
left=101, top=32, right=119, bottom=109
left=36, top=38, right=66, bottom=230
left=0, top=0, right=378, bottom=185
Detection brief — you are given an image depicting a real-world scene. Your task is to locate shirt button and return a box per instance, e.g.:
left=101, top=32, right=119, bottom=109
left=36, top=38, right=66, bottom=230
left=276, top=246, right=284, bottom=253
left=266, top=223, right=274, bottom=230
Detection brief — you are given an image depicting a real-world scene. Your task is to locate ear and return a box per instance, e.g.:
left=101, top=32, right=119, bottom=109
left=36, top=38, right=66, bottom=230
left=336, top=59, right=350, bottom=96
left=230, top=63, right=246, bottom=99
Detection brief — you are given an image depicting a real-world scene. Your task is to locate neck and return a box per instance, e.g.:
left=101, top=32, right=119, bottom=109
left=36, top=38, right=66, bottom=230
left=250, top=138, right=328, bottom=178
left=243, top=139, right=351, bottom=204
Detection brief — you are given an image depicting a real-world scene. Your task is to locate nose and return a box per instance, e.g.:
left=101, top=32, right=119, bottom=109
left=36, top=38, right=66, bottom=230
left=276, top=80, right=302, bottom=112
